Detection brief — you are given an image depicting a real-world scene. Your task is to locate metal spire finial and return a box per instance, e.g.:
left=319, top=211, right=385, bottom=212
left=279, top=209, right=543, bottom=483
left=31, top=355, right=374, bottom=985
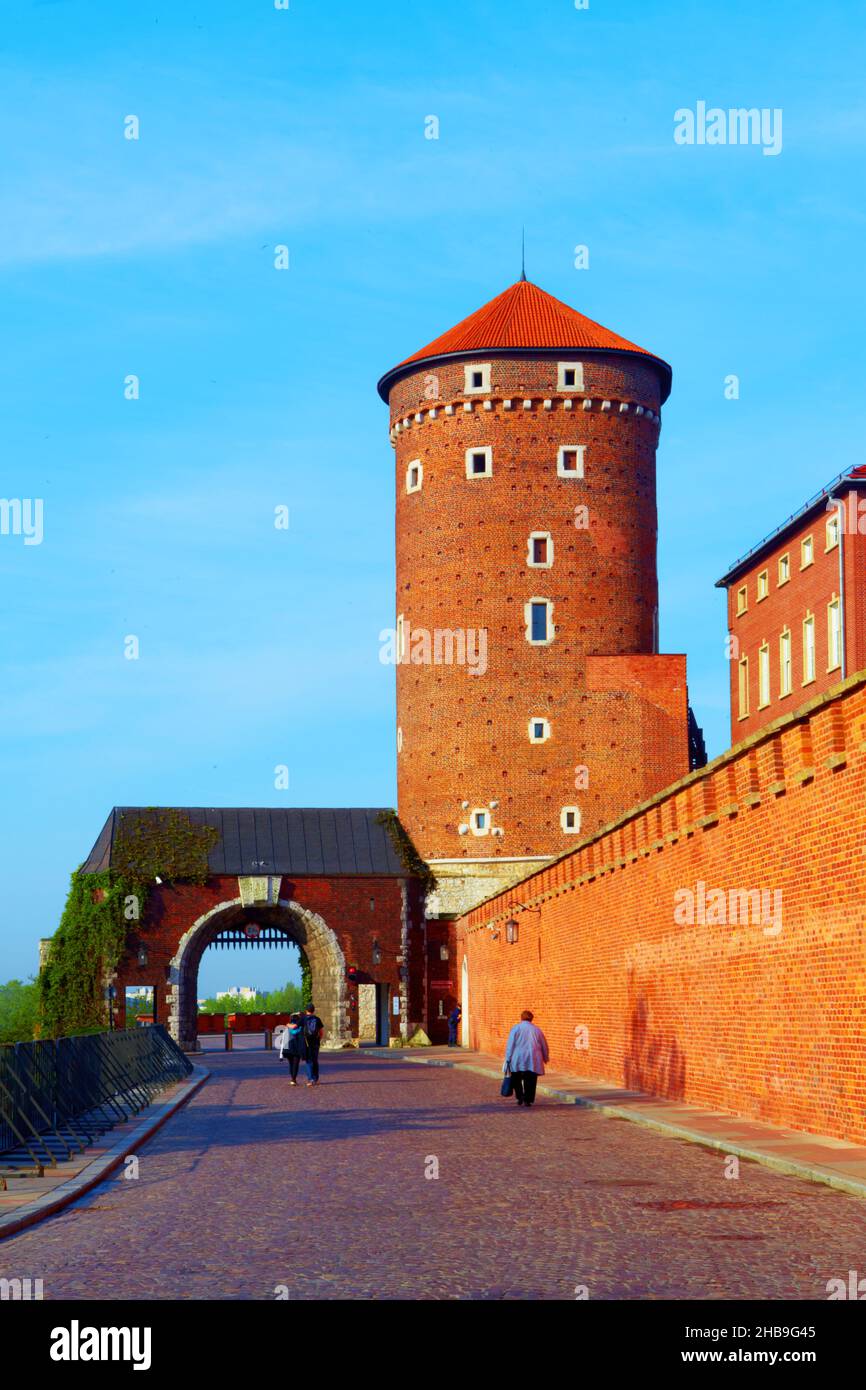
left=520, top=226, right=526, bottom=281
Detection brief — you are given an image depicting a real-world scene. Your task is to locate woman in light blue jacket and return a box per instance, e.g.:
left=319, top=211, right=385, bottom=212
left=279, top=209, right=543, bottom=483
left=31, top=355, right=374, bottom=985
left=504, top=1010, right=549, bottom=1107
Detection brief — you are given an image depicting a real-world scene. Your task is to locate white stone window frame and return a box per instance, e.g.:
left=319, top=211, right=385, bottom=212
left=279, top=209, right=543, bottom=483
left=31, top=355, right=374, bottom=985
left=397, top=613, right=406, bottom=663
left=528, top=716, right=551, bottom=744
left=469, top=807, right=490, bottom=836
left=525, top=596, right=555, bottom=646
left=405, top=459, right=423, bottom=494
left=800, top=534, right=814, bottom=570
left=396, top=726, right=403, bottom=753
left=827, top=596, right=842, bottom=671
left=557, top=362, right=585, bottom=391
left=464, top=363, right=491, bottom=394
left=465, top=445, right=493, bottom=479
left=825, top=513, right=840, bottom=552
left=560, top=806, right=582, bottom=834
left=526, top=530, right=554, bottom=569
left=557, top=444, right=585, bottom=479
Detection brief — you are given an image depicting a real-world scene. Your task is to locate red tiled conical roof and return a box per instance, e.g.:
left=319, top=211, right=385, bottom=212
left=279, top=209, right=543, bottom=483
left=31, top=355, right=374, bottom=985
left=378, top=279, right=671, bottom=400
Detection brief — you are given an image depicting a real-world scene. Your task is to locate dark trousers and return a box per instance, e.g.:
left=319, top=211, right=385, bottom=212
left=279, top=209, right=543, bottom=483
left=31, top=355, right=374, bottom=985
left=512, top=1071, right=538, bottom=1106
left=305, top=1043, right=320, bottom=1082
left=447, top=1023, right=458, bottom=1045
left=286, top=1054, right=301, bottom=1080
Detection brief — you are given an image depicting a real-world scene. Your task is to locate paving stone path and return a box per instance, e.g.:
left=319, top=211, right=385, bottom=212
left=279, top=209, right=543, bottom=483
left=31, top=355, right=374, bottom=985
left=2, top=1050, right=865, bottom=1300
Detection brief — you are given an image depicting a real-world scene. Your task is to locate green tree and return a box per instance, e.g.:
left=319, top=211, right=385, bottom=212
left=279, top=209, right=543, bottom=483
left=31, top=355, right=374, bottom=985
left=0, top=979, right=39, bottom=1044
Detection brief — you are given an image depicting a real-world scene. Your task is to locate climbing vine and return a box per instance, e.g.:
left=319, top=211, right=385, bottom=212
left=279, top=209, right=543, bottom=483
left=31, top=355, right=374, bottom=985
left=39, top=868, right=149, bottom=1038
left=40, top=810, right=219, bottom=1037
left=299, top=947, right=313, bottom=1010
left=113, top=809, right=218, bottom=884
left=376, top=810, right=437, bottom=892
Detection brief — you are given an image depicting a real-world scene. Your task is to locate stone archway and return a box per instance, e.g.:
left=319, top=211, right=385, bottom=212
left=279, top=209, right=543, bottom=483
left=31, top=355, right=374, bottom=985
left=167, top=898, right=349, bottom=1051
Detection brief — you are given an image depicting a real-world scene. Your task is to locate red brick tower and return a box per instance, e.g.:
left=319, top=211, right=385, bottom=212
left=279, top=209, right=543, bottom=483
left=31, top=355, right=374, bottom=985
left=378, top=279, right=690, bottom=913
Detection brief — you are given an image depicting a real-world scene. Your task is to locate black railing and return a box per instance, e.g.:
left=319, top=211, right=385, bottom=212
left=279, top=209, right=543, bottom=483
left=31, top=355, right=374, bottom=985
left=0, top=1025, right=192, bottom=1168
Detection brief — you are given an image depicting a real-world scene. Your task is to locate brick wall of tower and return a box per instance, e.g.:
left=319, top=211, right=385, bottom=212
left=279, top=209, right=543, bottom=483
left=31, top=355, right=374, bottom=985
left=455, top=671, right=866, bottom=1145
left=387, top=353, right=690, bottom=863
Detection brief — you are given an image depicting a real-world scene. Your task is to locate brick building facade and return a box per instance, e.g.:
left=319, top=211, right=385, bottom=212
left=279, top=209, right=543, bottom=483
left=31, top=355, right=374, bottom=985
left=717, top=466, right=866, bottom=740
left=83, top=808, right=435, bottom=1048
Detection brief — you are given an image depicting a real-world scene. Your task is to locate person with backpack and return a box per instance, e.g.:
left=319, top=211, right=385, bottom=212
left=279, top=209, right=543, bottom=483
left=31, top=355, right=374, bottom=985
left=302, top=1003, right=325, bottom=1085
left=503, top=1009, right=549, bottom=1108
left=279, top=1012, right=305, bottom=1085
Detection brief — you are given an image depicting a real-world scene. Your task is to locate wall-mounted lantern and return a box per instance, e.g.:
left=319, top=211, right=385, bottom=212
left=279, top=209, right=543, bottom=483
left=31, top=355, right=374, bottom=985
left=137, top=944, right=149, bottom=967
left=372, top=940, right=382, bottom=966
left=505, top=918, right=519, bottom=945
left=439, top=944, right=450, bottom=961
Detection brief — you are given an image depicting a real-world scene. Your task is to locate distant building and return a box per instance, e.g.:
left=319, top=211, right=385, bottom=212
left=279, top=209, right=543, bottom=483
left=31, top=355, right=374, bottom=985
left=216, top=986, right=258, bottom=1002
left=716, top=467, right=866, bottom=740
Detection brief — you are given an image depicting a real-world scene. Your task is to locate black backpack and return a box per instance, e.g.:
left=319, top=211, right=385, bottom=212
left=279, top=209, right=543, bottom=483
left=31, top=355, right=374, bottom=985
left=304, top=1014, right=321, bottom=1041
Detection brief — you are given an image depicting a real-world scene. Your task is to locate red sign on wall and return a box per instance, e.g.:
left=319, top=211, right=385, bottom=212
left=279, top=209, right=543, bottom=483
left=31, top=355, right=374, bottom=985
left=430, top=980, right=453, bottom=990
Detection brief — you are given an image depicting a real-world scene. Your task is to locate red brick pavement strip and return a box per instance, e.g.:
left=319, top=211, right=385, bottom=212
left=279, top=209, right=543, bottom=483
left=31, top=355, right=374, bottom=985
left=1, top=1050, right=866, bottom=1300
left=0, top=1066, right=209, bottom=1241
left=374, top=1047, right=866, bottom=1201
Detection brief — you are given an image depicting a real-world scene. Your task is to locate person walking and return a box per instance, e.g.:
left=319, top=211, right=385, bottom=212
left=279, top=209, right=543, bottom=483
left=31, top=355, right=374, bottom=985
left=447, top=1003, right=462, bottom=1047
left=503, top=1010, right=549, bottom=1108
left=302, top=1003, right=325, bottom=1086
left=279, top=1012, right=305, bottom=1085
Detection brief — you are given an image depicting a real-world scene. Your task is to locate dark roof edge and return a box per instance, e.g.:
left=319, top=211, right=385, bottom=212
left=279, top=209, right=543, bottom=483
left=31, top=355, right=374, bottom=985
left=714, top=470, right=866, bottom=588
left=377, top=345, right=673, bottom=405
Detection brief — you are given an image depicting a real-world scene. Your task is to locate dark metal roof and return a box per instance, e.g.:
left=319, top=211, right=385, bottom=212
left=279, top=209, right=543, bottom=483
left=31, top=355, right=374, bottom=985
left=80, top=807, right=409, bottom=878
left=715, top=466, right=866, bottom=588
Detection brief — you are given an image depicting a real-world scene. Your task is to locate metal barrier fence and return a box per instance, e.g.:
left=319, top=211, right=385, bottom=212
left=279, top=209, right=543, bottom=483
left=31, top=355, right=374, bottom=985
left=0, top=1025, right=192, bottom=1168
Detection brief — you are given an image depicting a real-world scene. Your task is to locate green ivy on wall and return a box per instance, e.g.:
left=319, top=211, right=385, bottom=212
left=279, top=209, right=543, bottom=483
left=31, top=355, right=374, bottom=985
left=376, top=810, right=437, bottom=892
left=40, top=810, right=219, bottom=1038
left=299, top=947, right=313, bottom=1010
left=39, top=868, right=148, bottom=1038
left=113, top=809, right=218, bottom=884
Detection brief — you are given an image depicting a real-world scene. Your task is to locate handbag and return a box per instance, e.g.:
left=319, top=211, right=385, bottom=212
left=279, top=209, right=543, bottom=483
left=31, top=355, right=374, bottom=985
left=500, top=1067, right=514, bottom=1098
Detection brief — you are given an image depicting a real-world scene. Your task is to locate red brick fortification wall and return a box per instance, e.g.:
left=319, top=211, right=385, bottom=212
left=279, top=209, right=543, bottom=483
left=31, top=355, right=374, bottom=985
left=112, top=873, right=426, bottom=1048
left=388, top=354, right=689, bottom=861
left=456, top=671, right=866, bottom=1144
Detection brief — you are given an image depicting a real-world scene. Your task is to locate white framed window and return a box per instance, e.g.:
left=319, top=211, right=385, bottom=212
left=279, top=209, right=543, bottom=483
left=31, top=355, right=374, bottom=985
left=778, top=553, right=790, bottom=586
left=738, top=655, right=749, bottom=719
left=525, top=597, right=554, bottom=645
left=779, top=629, right=792, bottom=697
left=736, top=585, right=748, bottom=616
left=757, top=569, right=769, bottom=601
left=560, top=806, right=581, bottom=834
left=758, top=641, right=770, bottom=708
left=397, top=613, right=406, bottom=663
left=469, top=808, right=490, bottom=836
left=396, top=726, right=403, bottom=753
left=465, top=445, right=493, bottom=479
left=826, top=511, right=840, bottom=551
left=526, top=531, right=553, bottom=568
left=405, top=459, right=422, bottom=493
left=802, top=613, right=815, bottom=684
left=557, top=444, right=585, bottom=478
left=464, top=363, right=491, bottom=394
left=800, top=535, right=814, bottom=569
left=828, top=596, right=841, bottom=671
left=557, top=362, right=584, bottom=391
left=528, top=716, right=550, bottom=744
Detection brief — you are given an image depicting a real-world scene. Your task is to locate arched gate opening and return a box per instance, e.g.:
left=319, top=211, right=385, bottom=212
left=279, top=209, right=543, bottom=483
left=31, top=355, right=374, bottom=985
left=168, top=898, right=349, bottom=1052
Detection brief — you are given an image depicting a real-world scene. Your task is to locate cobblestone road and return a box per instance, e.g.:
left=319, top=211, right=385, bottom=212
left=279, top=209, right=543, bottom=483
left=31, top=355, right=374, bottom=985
left=2, top=1050, right=865, bottom=1300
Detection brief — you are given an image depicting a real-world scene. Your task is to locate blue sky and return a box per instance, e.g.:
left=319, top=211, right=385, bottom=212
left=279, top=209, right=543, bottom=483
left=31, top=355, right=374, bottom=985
left=2, top=0, right=864, bottom=989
